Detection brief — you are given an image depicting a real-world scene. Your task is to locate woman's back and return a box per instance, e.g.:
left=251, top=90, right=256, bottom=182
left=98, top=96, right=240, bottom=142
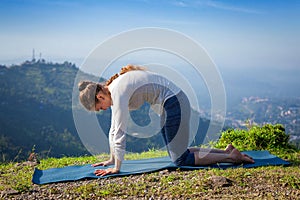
left=108, top=70, right=181, bottom=110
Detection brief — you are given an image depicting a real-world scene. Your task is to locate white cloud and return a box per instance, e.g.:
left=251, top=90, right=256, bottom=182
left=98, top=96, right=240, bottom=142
left=171, top=0, right=264, bottom=14
left=171, top=1, right=189, bottom=8
left=204, top=0, right=264, bottom=14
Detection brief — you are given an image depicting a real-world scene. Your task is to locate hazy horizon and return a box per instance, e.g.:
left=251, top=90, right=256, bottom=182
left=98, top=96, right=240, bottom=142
left=2, top=57, right=299, bottom=110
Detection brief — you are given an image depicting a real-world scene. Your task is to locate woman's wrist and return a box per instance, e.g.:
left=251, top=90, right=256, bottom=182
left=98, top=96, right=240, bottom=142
left=114, top=168, right=120, bottom=173
left=115, top=159, right=122, bottom=171
left=110, top=153, right=115, bottom=163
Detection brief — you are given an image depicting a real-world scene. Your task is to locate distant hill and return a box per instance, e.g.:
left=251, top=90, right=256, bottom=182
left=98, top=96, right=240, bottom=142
left=0, top=60, right=212, bottom=162
left=0, top=61, right=92, bottom=161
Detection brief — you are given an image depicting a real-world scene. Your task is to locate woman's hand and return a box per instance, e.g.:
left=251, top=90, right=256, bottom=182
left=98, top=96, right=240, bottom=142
left=94, top=168, right=119, bottom=176
left=92, top=158, right=121, bottom=176
left=91, top=159, right=114, bottom=167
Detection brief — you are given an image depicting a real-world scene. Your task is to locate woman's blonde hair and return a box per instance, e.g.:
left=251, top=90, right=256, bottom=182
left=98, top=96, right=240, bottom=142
left=78, top=64, right=145, bottom=111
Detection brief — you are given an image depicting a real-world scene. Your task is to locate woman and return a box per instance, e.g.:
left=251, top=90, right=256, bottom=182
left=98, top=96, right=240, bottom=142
left=78, top=65, right=254, bottom=176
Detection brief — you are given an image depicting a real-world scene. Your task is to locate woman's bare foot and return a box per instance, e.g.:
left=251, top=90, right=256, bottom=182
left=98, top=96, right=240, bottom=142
left=225, top=144, right=235, bottom=153
left=230, top=149, right=255, bottom=164
left=242, top=153, right=253, bottom=160
left=225, top=144, right=253, bottom=160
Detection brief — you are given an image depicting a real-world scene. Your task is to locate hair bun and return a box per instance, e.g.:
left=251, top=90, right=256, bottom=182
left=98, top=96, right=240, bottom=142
left=78, top=81, right=95, bottom=92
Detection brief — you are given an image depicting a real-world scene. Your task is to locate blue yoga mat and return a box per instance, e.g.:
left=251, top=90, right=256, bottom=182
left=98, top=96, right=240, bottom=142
left=32, top=151, right=290, bottom=185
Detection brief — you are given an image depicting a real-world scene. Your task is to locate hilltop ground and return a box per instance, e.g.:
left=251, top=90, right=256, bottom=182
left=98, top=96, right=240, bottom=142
left=1, top=150, right=299, bottom=200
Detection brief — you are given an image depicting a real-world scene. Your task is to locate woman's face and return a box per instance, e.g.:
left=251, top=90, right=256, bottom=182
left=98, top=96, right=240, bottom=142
left=95, top=92, right=111, bottom=111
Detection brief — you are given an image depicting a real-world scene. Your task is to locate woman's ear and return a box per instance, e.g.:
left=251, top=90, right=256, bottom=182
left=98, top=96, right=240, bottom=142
left=96, top=93, right=101, bottom=101
left=96, top=93, right=105, bottom=100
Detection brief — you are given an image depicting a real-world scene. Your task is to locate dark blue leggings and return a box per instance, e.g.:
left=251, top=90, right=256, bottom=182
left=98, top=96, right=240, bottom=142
left=161, top=91, right=195, bottom=166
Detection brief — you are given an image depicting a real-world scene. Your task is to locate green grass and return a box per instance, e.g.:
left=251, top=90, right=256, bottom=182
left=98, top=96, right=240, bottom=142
left=0, top=149, right=299, bottom=199
left=0, top=150, right=168, bottom=193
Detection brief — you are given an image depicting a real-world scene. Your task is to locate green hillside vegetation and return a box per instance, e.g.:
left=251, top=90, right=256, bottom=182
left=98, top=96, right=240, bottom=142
left=0, top=61, right=211, bottom=162
left=0, top=61, right=93, bottom=161
left=0, top=125, right=299, bottom=199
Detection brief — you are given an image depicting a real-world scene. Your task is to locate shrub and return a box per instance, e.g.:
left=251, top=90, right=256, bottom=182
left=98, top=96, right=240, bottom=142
left=214, top=124, right=297, bottom=152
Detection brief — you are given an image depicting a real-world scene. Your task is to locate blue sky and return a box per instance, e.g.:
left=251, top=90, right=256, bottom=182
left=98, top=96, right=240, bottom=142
left=0, top=0, right=299, bottom=71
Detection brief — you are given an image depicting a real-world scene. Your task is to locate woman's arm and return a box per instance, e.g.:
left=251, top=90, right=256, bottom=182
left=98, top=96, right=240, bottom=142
left=93, top=108, right=126, bottom=176
left=94, top=87, right=130, bottom=176
left=93, top=127, right=126, bottom=176
left=92, top=119, right=116, bottom=167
